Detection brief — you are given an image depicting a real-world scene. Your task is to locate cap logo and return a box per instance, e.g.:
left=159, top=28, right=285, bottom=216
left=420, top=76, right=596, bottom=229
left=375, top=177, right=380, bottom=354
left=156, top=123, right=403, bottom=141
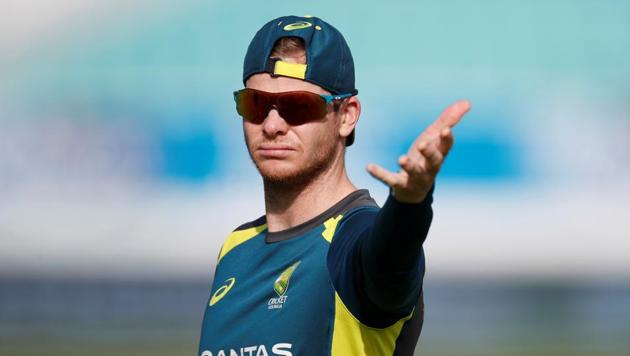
left=283, top=21, right=312, bottom=31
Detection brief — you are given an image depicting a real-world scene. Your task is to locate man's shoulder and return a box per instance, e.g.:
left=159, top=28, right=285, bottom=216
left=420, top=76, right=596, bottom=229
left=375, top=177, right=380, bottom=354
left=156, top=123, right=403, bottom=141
left=217, top=215, right=267, bottom=262
left=334, top=189, right=380, bottom=226
left=233, top=215, right=267, bottom=232
left=341, top=189, right=379, bottom=211
left=329, top=189, right=379, bottom=221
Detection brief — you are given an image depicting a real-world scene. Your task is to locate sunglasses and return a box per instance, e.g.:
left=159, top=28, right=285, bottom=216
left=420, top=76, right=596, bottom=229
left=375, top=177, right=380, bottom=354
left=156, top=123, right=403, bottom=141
left=233, top=88, right=355, bottom=125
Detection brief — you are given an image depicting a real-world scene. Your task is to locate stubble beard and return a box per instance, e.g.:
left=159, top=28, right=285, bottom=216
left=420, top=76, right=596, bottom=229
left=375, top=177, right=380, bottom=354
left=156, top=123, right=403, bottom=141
left=246, top=138, right=341, bottom=191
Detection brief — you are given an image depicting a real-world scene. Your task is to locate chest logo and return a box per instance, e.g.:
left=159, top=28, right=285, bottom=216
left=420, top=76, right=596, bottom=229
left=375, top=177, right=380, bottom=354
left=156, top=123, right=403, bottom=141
left=209, top=277, right=235, bottom=307
left=268, top=261, right=301, bottom=309
left=274, top=261, right=301, bottom=296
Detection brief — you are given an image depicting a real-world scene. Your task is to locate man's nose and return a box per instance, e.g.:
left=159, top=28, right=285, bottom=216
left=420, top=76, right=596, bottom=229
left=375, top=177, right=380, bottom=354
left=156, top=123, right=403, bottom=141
left=262, top=107, right=289, bottom=137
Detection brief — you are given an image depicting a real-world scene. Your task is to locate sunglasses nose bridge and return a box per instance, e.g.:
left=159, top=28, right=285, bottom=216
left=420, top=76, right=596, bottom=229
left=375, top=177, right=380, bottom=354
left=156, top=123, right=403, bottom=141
left=261, top=104, right=290, bottom=137
left=266, top=93, right=289, bottom=122
left=262, top=94, right=281, bottom=119
left=266, top=103, right=281, bottom=119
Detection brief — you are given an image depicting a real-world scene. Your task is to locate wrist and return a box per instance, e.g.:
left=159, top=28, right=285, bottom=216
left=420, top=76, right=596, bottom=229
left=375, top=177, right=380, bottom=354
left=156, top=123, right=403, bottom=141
left=391, top=189, right=428, bottom=204
left=390, top=185, right=434, bottom=205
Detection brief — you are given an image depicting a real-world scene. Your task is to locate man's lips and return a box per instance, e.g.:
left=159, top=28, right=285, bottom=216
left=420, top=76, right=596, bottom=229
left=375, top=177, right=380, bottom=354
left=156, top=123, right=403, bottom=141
left=257, top=144, right=295, bottom=158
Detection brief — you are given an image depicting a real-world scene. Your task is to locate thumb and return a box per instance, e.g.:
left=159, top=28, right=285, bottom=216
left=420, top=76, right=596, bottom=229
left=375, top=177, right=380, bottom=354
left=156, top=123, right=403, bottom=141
left=367, top=163, right=401, bottom=188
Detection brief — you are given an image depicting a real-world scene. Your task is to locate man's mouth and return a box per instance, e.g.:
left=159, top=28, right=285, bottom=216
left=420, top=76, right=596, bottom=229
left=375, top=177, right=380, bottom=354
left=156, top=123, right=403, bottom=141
left=257, top=144, right=295, bottom=158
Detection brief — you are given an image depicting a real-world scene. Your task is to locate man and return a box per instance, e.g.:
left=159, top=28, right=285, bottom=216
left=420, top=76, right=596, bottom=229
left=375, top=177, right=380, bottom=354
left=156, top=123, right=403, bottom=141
left=199, top=15, right=470, bottom=356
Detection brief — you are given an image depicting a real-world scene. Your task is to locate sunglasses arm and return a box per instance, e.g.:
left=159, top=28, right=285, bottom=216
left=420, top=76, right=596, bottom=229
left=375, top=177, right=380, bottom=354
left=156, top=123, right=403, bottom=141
left=320, top=91, right=357, bottom=105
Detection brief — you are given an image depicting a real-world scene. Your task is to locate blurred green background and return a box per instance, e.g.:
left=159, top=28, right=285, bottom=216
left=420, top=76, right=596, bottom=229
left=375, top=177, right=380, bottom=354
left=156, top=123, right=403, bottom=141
left=1, top=0, right=629, bottom=355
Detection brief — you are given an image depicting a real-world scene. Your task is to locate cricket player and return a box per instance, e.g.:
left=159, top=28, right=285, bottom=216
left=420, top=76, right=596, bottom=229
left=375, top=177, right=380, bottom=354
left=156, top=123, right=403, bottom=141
left=199, top=15, right=470, bottom=356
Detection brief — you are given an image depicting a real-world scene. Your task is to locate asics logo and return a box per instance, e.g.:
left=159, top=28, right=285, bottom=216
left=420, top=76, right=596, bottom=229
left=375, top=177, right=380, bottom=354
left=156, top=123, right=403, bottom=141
left=209, top=277, right=235, bottom=306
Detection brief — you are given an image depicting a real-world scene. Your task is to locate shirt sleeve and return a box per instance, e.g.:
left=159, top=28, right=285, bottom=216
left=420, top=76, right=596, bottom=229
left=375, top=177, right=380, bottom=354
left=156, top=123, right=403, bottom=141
left=327, top=187, right=434, bottom=327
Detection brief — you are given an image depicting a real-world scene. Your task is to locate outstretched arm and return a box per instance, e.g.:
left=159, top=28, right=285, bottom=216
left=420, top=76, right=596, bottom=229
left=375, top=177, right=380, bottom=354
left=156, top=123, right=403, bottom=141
left=361, top=100, right=471, bottom=313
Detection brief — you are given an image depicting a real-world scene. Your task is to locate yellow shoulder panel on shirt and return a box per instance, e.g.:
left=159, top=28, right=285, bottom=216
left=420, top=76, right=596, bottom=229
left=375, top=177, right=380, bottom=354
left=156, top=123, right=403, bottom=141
left=331, top=292, right=413, bottom=356
left=218, top=223, right=267, bottom=262
left=322, top=214, right=343, bottom=243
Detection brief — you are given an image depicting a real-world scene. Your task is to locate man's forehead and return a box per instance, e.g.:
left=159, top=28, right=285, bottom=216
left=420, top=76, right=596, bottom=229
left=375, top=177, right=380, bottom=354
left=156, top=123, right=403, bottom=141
left=245, top=73, right=331, bottom=95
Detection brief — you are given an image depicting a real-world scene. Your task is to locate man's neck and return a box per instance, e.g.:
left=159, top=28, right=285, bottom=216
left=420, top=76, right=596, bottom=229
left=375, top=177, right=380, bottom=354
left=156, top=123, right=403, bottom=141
left=263, top=158, right=356, bottom=233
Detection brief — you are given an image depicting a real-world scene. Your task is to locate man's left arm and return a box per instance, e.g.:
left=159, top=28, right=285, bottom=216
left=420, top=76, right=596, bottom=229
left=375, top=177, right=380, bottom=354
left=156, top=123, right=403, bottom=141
left=355, top=186, right=434, bottom=314
left=361, top=100, right=471, bottom=314
left=328, top=100, right=470, bottom=325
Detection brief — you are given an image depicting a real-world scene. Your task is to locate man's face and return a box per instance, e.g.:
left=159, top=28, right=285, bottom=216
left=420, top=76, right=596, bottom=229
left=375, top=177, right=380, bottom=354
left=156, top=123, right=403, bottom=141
left=243, top=73, right=343, bottom=186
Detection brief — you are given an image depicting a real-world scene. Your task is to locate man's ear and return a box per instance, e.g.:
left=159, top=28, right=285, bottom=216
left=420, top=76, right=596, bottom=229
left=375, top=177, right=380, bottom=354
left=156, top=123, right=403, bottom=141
left=338, top=96, right=361, bottom=140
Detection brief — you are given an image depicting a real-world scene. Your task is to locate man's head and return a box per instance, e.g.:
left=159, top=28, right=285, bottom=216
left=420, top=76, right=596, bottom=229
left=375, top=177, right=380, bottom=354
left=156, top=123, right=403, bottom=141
left=237, top=15, right=360, bottom=186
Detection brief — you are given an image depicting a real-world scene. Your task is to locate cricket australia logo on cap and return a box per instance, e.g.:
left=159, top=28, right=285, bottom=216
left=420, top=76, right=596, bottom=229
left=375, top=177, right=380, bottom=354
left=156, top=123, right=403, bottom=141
left=268, top=260, right=301, bottom=309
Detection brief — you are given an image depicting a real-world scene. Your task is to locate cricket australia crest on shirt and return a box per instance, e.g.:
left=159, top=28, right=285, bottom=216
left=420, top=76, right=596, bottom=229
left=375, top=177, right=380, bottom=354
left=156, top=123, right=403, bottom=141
left=268, top=261, right=301, bottom=310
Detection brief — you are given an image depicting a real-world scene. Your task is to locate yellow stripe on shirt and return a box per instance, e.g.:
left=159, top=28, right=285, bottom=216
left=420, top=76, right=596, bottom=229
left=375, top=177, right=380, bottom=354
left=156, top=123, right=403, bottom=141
left=218, top=223, right=267, bottom=262
left=331, top=292, right=413, bottom=355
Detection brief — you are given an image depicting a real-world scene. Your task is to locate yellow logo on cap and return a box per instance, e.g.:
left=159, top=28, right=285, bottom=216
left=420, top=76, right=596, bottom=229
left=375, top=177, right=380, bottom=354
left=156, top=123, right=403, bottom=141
left=283, top=21, right=312, bottom=31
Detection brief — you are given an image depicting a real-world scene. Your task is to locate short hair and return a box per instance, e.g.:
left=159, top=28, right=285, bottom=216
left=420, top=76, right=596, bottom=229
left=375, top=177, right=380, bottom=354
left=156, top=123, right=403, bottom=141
left=271, top=37, right=307, bottom=61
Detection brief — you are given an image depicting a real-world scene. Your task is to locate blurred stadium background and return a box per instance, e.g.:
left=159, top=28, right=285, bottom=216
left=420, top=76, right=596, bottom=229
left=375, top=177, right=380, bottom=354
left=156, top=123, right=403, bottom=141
left=1, top=1, right=629, bottom=355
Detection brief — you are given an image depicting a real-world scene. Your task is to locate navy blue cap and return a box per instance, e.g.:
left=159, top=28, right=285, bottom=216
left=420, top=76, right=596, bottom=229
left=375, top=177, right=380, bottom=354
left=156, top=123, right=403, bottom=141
left=243, top=15, right=357, bottom=95
left=242, top=15, right=358, bottom=145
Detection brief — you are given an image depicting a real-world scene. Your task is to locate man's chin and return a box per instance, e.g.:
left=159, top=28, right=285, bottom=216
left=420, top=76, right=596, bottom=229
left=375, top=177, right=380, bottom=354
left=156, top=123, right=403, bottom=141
left=249, top=143, right=338, bottom=187
left=255, top=162, right=303, bottom=184
left=255, top=159, right=325, bottom=187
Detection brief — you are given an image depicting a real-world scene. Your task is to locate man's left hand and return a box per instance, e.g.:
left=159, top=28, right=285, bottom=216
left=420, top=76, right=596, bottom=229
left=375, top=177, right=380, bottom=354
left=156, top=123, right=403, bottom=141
left=367, top=100, right=471, bottom=203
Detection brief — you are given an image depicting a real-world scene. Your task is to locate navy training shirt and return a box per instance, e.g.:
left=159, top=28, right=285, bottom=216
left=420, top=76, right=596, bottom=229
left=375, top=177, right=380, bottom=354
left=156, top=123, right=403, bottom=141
left=199, top=189, right=433, bottom=356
